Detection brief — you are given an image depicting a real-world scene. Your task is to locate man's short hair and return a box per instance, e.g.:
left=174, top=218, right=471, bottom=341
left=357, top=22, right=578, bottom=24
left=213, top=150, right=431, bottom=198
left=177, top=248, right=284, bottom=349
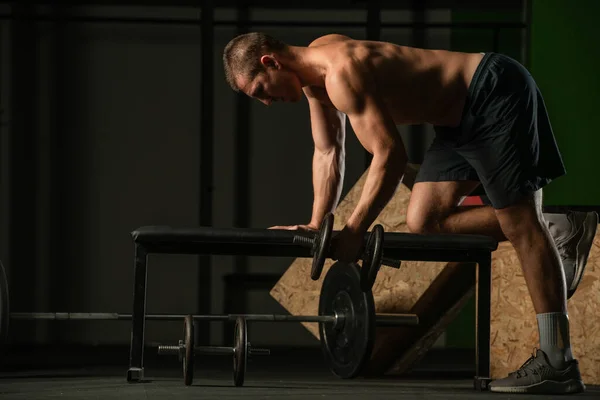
left=223, top=32, right=287, bottom=91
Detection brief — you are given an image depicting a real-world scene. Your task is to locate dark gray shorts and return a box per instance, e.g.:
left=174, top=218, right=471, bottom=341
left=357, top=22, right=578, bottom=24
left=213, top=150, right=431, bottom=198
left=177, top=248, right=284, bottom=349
left=415, top=52, right=566, bottom=209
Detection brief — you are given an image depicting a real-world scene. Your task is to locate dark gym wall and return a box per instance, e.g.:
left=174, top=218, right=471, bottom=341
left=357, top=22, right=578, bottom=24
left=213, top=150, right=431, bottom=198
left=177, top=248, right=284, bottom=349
left=2, top=6, right=451, bottom=348
left=14, top=15, right=204, bottom=345
left=0, top=11, right=10, bottom=287
left=1, top=4, right=532, bottom=351
left=530, top=0, right=600, bottom=206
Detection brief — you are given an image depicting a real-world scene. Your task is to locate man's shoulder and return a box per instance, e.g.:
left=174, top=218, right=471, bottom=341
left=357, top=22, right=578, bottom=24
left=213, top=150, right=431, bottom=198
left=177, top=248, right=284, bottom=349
left=308, top=34, right=353, bottom=47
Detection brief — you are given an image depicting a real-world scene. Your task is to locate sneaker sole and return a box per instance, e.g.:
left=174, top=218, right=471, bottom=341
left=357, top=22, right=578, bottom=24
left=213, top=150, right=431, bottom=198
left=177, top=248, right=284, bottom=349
left=568, top=212, right=599, bottom=299
left=490, top=378, right=586, bottom=394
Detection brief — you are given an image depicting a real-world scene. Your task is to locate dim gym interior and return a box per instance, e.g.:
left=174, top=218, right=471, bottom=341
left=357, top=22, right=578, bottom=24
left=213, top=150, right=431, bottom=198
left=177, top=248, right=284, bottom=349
left=0, top=1, right=599, bottom=399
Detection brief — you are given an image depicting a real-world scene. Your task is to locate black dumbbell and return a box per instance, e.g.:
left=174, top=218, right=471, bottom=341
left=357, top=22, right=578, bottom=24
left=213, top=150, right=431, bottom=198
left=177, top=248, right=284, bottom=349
left=294, top=214, right=400, bottom=285
left=158, top=315, right=269, bottom=387
left=293, top=213, right=334, bottom=280
left=360, top=224, right=399, bottom=292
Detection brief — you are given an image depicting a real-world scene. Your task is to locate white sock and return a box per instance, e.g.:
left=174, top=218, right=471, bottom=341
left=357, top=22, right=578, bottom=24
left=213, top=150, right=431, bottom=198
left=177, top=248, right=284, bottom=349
left=536, top=312, right=574, bottom=369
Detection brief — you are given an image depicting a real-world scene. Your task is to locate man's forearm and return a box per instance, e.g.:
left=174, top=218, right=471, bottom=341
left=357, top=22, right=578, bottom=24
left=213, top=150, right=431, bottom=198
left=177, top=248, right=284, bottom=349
left=345, top=151, right=406, bottom=234
left=310, top=147, right=345, bottom=227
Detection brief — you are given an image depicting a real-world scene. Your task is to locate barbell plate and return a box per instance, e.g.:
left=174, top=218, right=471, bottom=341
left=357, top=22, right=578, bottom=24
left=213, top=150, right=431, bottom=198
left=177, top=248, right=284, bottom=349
left=233, top=316, right=247, bottom=387
left=319, top=261, right=375, bottom=379
left=183, top=315, right=194, bottom=386
left=0, top=259, right=9, bottom=346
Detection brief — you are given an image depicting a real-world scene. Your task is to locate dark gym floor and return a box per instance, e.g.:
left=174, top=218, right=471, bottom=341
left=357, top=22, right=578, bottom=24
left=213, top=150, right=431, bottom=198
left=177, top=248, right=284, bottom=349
left=0, top=346, right=598, bottom=400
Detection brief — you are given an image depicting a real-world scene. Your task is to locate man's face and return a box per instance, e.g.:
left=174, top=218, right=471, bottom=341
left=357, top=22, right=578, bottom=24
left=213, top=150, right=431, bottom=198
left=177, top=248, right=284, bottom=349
left=238, top=56, right=303, bottom=106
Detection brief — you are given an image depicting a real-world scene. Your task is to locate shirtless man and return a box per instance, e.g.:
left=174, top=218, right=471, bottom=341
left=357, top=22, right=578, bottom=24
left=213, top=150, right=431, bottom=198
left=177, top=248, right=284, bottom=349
left=222, top=32, right=597, bottom=394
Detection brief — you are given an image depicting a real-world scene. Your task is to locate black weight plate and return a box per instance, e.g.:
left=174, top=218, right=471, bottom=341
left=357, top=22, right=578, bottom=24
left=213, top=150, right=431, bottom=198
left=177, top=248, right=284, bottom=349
left=319, top=261, right=375, bottom=379
left=311, top=213, right=334, bottom=280
left=183, top=315, right=194, bottom=386
left=0, top=260, right=8, bottom=346
left=233, top=317, right=247, bottom=387
left=360, top=224, right=384, bottom=292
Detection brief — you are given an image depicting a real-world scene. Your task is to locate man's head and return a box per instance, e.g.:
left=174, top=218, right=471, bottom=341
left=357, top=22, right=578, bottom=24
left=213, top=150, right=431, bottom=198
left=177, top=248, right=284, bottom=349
left=223, top=32, right=303, bottom=105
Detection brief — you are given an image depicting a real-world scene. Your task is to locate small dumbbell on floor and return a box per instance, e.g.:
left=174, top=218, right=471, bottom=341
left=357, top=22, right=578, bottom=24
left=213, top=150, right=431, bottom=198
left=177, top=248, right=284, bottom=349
left=157, top=315, right=269, bottom=387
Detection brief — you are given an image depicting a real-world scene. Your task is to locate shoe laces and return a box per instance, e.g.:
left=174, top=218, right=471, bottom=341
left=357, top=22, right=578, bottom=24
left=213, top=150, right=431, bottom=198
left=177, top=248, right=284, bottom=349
left=556, top=240, right=571, bottom=259
left=547, top=221, right=570, bottom=257
left=552, top=213, right=582, bottom=259
left=513, top=349, right=544, bottom=379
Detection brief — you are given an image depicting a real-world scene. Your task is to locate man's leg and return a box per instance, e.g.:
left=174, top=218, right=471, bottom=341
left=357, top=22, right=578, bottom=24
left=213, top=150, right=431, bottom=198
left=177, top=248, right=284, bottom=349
left=408, top=182, right=597, bottom=299
left=411, top=51, right=591, bottom=394
left=486, top=190, right=584, bottom=394
left=495, top=190, right=566, bottom=314
left=409, top=184, right=585, bottom=393
left=407, top=181, right=506, bottom=241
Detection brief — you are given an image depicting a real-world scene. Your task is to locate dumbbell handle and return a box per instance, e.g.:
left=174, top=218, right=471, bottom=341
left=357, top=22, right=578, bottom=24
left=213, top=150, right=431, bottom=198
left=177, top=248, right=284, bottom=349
left=196, top=346, right=234, bottom=355
left=293, top=235, right=316, bottom=248
left=157, top=344, right=270, bottom=356
left=196, top=345, right=270, bottom=356
left=244, top=347, right=270, bottom=356
left=294, top=235, right=400, bottom=269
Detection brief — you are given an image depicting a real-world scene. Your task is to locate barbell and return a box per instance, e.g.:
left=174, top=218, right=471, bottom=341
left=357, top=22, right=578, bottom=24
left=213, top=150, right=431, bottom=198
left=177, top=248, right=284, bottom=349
left=0, top=258, right=419, bottom=381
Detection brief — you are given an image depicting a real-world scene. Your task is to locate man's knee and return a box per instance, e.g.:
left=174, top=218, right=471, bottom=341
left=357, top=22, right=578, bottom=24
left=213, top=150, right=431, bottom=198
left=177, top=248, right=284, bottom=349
left=499, top=216, right=540, bottom=245
left=406, top=207, right=441, bottom=234
left=495, top=192, right=546, bottom=244
left=407, top=180, right=479, bottom=234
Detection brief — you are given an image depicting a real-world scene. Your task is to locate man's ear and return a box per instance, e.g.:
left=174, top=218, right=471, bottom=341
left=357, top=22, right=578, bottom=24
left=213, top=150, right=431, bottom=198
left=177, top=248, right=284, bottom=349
left=260, top=55, right=279, bottom=69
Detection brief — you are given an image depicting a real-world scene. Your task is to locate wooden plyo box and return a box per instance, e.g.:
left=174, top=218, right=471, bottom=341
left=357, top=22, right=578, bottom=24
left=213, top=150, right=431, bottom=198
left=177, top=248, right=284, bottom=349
left=270, top=168, right=600, bottom=384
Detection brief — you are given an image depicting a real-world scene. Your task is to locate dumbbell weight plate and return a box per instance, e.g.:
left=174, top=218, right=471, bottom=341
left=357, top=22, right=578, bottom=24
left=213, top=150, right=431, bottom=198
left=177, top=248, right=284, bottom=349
left=233, top=317, right=247, bottom=387
left=184, top=315, right=195, bottom=386
left=360, top=224, right=384, bottom=292
left=0, top=260, right=8, bottom=346
left=311, top=213, right=334, bottom=280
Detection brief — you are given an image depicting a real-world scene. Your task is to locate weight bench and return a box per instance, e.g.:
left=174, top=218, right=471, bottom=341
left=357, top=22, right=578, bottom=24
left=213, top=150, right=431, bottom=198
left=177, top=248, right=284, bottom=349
left=127, top=226, right=497, bottom=389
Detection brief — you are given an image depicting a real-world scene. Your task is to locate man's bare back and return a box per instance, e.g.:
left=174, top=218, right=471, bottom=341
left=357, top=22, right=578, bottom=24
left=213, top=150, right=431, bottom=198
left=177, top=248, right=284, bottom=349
left=305, top=34, right=484, bottom=127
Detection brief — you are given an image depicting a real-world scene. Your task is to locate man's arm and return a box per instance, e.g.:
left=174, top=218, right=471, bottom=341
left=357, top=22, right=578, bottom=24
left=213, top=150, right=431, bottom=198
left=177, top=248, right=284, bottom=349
left=326, top=64, right=407, bottom=235
left=304, top=87, right=346, bottom=228
left=304, top=33, right=352, bottom=229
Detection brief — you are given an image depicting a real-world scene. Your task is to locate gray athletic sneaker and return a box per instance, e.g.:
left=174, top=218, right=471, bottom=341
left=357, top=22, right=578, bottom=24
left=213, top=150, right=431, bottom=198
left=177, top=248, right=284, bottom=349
left=546, top=211, right=598, bottom=299
left=489, top=349, right=585, bottom=394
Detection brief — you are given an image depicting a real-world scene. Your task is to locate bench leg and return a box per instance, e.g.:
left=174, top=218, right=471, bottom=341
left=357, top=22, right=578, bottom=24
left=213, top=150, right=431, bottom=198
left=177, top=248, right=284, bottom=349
left=474, top=253, right=492, bottom=391
left=127, top=244, right=148, bottom=382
